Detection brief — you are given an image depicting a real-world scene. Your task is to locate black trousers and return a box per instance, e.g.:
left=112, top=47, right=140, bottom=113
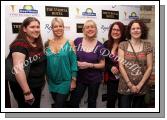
left=51, top=92, right=68, bottom=108
left=107, top=80, right=119, bottom=108
left=5, top=80, right=11, bottom=108
left=9, top=81, right=43, bottom=108
left=118, top=94, right=146, bottom=108
left=69, top=82, right=100, bottom=108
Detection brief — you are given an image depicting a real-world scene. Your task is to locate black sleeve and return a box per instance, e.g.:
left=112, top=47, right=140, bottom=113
left=10, top=43, right=28, bottom=57
left=103, top=40, right=113, bottom=72
left=105, top=57, right=113, bottom=72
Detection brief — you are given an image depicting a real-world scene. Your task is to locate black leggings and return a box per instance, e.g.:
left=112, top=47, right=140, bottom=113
left=51, top=92, right=68, bottom=108
left=118, top=94, right=146, bottom=108
left=9, top=81, right=43, bottom=108
left=5, top=80, right=11, bottom=108
left=69, top=82, right=100, bottom=108
left=107, top=80, right=119, bottom=108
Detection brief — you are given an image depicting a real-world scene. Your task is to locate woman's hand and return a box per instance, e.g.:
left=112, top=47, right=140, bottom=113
left=78, top=61, right=92, bottom=69
left=130, top=85, right=138, bottom=93
left=135, top=84, right=142, bottom=93
left=70, top=79, right=76, bottom=91
left=111, top=66, right=119, bottom=74
left=24, top=92, right=35, bottom=105
left=127, top=82, right=138, bottom=93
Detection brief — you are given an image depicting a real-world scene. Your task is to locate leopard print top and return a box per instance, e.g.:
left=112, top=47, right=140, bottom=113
left=118, top=41, right=153, bottom=95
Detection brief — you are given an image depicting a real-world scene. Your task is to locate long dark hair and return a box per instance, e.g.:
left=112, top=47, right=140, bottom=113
left=126, top=19, right=148, bottom=40
left=10, top=17, right=43, bottom=50
left=107, top=21, right=125, bottom=50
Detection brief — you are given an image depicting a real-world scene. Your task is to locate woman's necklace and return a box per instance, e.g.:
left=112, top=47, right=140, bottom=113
left=51, top=39, right=64, bottom=53
left=130, top=40, right=142, bottom=52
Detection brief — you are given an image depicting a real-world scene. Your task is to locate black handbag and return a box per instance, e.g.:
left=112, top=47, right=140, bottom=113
left=5, top=52, right=30, bottom=82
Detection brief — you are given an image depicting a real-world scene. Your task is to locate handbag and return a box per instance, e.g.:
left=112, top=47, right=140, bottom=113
left=5, top=52, right=30, bottom=82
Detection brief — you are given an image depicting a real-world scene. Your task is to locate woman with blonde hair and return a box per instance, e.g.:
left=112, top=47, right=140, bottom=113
left=45, top=17, right=78, bottom=108
left=69, top=20, right=105, bottom=108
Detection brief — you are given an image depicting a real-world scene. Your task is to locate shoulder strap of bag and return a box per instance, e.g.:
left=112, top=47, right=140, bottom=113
left=128, top=40, right=140, bottom=65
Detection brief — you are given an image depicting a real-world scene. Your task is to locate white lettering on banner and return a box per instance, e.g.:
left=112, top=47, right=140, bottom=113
left=11, top=55, right=39, bottom=75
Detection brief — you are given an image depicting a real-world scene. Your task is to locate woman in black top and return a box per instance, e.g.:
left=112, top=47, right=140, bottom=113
left=8, top=17, right=46, bottom=108
left=103, top=21, right=125, bottom=108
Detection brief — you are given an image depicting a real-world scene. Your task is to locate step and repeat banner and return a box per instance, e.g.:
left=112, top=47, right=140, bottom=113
left=5, top=5, right=140, bottom=56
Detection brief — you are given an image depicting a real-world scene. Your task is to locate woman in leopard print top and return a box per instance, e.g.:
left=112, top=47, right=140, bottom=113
left=118, top=19, right=153, bottom=108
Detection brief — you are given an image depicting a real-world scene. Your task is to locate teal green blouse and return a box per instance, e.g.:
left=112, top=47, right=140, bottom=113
left=46, top=40, right=78, bottom=94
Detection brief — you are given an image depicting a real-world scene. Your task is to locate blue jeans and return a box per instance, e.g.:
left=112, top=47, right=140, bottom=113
left=69, top=82, right=100, bottom=108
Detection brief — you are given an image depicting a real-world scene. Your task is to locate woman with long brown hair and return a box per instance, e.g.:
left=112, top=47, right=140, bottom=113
left=8, top=17, right=46, bottom=108
left=118, top=19, right=153, bottom=108
left=103, top=21, right=125, bottom=107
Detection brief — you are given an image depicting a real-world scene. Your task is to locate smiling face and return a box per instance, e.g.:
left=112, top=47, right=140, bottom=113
left=111, top=24, right=121, bottom=41
left=130, top=22, right=142, bottom=40
left=23, top=21, right=40, bottom=40
left=83, top=20, right=97, bottom=39
left=52, top=21, right=64, bottom=37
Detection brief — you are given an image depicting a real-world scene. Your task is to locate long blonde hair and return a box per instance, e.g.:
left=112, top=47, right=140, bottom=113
left=51, top=17, right=64, bottom=28
left=51, top=17, right=65, bottom=39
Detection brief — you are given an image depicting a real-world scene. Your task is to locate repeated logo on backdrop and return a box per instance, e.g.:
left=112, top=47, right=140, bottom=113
left=128, top=12, right=139, bottom=19
left=19, top=5, right=38, bottom=13
left=45, top=24, right=70, bottom=33
left=10, top=5, right=16, bottom=12
left=9, top=5, right=39, bottom=17
left=76, top=8, right=97, bottom=19
left=45, top=6, right=69, bottom=17
left=76, top=24, right=84, bottom=33
left=123, top=11, right=139, bottom=20
left=102, top=10, right=119, bottom=19
left=101, top=25, right=110, bottom=33
left=8, top=5, right=141, bottom=43
left=12, top=23, right=22, bottom=33
left=82, top=8, right=96, bottom=16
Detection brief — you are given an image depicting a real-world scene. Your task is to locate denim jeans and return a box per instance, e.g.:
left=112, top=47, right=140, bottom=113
left=69, top=82, right=100, bottom=108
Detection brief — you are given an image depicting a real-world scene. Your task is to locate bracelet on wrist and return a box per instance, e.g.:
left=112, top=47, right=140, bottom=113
left=126, top=81, right=133, bottom=88
left=72, top=77, right=76, bottom=81
left=23, top=91, right=32, bottom=96
left=126, top=81, right=131, bottom=84
left=129, top=84, right=133, bottom=89
left=136, top=87, right=139, bottom=91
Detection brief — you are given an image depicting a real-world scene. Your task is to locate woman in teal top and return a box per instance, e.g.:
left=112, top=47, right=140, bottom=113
left=45, top=17, right=78, bottom=108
